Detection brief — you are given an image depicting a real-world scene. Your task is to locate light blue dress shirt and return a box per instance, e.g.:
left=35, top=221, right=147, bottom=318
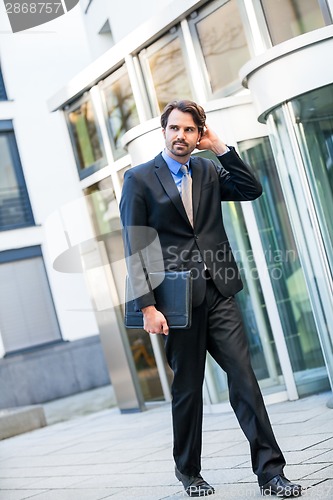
left=161, top=150, right=191, bottom=195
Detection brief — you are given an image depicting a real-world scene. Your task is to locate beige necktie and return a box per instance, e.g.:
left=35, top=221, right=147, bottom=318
left=180, top=164, right=193, bottom=226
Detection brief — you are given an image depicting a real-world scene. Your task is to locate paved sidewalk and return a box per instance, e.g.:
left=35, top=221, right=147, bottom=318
left=1, top=391, right=333, bottom=499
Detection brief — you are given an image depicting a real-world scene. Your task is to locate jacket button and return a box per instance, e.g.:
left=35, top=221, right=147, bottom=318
left=194, top=234, right=199, bottom=240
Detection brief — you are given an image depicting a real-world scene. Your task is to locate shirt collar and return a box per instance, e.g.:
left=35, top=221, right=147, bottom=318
left=162, top=149, right=190, bottom=175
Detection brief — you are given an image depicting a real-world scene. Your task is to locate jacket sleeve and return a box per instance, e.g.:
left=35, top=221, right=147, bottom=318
left=214, top=146, right=263, bottom=202
left=119, top=169, right=157, bottom=311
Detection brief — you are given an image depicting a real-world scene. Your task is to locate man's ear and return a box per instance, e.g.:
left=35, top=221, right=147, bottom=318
left=162, top=128, right=166, bottom=139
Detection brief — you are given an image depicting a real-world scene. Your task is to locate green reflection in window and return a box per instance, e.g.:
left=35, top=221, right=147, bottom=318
left=68, top=98, right=105, bottom=171
left=261, top=0, right=327, bottom=45
left=239, top=137, right=326, bottom=392
left=102, top=68, right=140, bottom=159
left=195, top=0, right=250, bottom=95
left=147, top=37, right=193, bottom=112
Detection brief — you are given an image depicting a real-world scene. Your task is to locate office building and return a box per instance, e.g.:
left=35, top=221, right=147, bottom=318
left=1, top=0, right=333, bottom=411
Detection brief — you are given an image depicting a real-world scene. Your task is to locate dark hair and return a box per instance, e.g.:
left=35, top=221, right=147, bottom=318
left=160, top=100, right=206, bottom=135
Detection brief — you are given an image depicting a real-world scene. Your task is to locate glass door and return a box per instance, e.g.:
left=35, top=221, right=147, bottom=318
left=288, top=84, right=333, bottom=278
left=196, top=151, right=285, bottom=403
left=239, top=137, right=330, bottom=396
left=206, top=197, right=287, bottom=402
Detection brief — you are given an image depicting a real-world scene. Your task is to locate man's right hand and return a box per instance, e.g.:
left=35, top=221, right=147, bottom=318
left=141, top=305, right=169, bottom=335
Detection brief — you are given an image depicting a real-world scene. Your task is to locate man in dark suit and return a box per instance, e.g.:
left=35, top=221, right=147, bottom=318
left=120, top=100, right=302, bottom=497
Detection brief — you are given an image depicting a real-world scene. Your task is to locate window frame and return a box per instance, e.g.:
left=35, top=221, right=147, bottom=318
left=65, top=91, right=107, bottom=180
left=187, top=0, right=253, bottom=98
left=138, top=25, right=195, bottom=116
left=0, top=120, right=35, bottom=231
left=99, top=63, right=140, bottom=161
left=0, top=245, right=42, bottom=264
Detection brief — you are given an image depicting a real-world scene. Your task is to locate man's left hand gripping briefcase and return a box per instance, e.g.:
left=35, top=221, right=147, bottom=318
left=124, top=271, right=192, bottom=329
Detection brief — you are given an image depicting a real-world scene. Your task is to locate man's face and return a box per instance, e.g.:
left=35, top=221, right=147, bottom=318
left=162, top=109, right=201, bottom=161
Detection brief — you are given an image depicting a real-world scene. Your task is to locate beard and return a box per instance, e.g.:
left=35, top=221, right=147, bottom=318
left=168, top=140, right=193, bottom=157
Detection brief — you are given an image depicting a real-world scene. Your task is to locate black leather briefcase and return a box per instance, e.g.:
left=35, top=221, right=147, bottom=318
left=124, top=271, right=192, bottom=329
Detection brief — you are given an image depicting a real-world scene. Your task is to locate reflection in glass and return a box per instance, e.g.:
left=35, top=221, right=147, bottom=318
left=68, top=98, right=105, bottom=172
left=0, top=132, right=34, bottom=229
left=84, top=177, right=164, bottom=401
left=289, top=84, right=333, bottom=277
left=195, top=0, right=250, bottom=95
left=102, top=67, right=140, bottom=159
left=239, top=137, right=328, bottom=395
left=146, top=36, right=193, bottom=112
left=261, top=0, right=327, bottom=45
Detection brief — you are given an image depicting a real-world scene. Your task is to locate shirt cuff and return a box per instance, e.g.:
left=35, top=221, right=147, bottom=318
left=220, top=146, right=230, bottom=155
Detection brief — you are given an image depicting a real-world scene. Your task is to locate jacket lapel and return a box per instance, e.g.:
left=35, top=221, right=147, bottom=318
left=154, top=153, right=189, bottom=224
left=154, top=153, right=205, bottom=227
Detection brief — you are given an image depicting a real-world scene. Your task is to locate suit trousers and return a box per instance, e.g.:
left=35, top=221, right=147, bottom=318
left=164, top=277, right=286, bottom=486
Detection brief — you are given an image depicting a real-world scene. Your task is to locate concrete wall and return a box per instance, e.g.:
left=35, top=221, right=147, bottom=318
left=0, top=336, right=110, bottom=409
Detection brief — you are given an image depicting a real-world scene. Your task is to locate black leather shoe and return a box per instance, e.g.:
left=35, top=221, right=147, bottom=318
left=175, top=467, right=215, bottom=497
left=260, top=475, right=302, bottom=497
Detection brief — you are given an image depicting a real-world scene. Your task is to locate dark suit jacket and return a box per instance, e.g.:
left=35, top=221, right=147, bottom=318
left=120, top=147, right=262, bottom=310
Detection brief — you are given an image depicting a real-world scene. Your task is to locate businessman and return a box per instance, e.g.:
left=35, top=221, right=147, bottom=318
left=120, top=100, right=302, bottom=497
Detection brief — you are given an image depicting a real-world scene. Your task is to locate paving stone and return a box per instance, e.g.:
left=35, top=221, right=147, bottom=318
left=1, top=391, right=333, bottom=500
left=0, top=490, right=49, bottom=500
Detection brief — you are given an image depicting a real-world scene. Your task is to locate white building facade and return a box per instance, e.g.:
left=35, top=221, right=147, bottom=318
left=0, top=2, right=110, bottom=408
left=1, top=0, right=333, bottom=411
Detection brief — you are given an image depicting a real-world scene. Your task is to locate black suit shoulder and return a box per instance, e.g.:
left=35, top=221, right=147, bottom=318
left=124, top=159, right=154, bottom=180
left=124, top=152, right=165, bottom=179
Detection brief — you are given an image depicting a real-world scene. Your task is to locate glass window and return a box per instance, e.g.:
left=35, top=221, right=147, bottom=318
left=191, top=0, right=251, bottom=96
left=0, top=66, right=7, bottom=100
left=84, top=177, right=120, bottom=237
left=0, top=124, right=34, bottom=230
left=101, top=66, right=140, bottom=160
left=260, top=0, right=328, bottom=45
left=239, top=137, right=329, bottom=396
left=84, top=177, right=165, bottom=401
left=0, top=247, right=61, bottom=354
left=140, top=31, right=193, bottom=113
left=67, top=95, right=106, bottom=178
